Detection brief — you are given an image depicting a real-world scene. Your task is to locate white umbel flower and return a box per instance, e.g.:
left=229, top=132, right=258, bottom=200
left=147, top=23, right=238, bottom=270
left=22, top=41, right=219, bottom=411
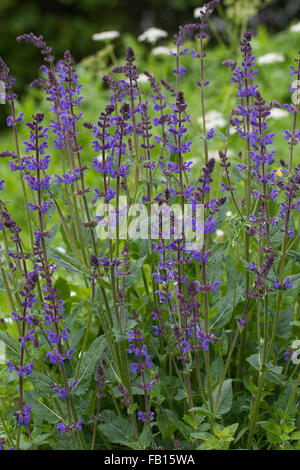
left=92, top=31, right=120, bottom=41
left=151, top=46, right=173, bottom=56
left=290, top=22, right=300, bottom=33
left=138, top=27, right=168, bottom=44
left=257, top=52, right=284, bottom=65
left=215, top=229, right=225, bottom=239
left=137, top=73, right=149, bottom=84
left=269, top=108, right=289, bottom=119
left=193, top=6, right=208, bottom=18
left=197, top=110, right=226, bottom=128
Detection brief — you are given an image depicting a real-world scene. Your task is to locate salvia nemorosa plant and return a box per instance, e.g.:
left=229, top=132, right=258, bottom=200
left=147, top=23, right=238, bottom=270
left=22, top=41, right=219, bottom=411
left=0, top=2, right=300, bottom=451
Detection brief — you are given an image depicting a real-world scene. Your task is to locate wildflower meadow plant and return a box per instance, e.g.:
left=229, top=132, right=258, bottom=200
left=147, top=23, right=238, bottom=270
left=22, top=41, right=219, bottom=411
left=0, top=1, right=300, bottom=452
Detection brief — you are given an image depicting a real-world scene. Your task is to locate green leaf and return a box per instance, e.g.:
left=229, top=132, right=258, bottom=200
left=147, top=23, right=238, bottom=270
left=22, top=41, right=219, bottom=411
left=0, top=330, right=20, bottom=361
left=287, top=250, right=300, bottom=262
left=189, top=407, right=215, bottom=419
left=246, top=353, right=262, bottom=371
left=156, top=413, right=176, bottom=439
left=29, top=372, right=53, bottom=393
left=270, top=219, right=285, bottom=246
left=164, top=409, right=192, bottom=440
left=214, top=129, right=227, bottom=142
left=99, top=410, right=134, bottom=447
left=139, top=426, right=151, bottom=449
left=54, top=276, right=71, bottom=300
left=211, top=291, right=243, bottom=329
left=259, top=421, right=281, bottom=436
left=96, top=276, right=112, bottom=291
left=214, top=199, right=229, bottom=229
left=265, top=364, right=283, bottom=384
left=33, top=433, right=55, bottom=448
left=174, top=388, right=188, bottom=401
left=212, top=379, right=233, bottom=416
left=276, top=306, right=294, bottom=338
left=211, top=356, right=224, bottom=384
left=24, top=390, right=62, bottom=425
left=191, top=431, right=211, bottom=440
left=45, top=221, right=60, bottom=248
left=206, top=245, right=224, bottom=289
left=274, top=380, right=299, bottom=412
left=126, top=256, right=147, bottom=288
left=48, top=248, right=87, bottom=276
left=76, top=335, right=106, bottom=395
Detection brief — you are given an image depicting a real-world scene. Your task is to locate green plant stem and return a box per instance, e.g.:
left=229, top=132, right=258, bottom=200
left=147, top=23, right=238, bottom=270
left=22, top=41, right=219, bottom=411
left=75, top=280, right=95, bottom=379
left=9, top=93, right=34, bottom=250
left=0, top=411, right=14, bottom=448
left=199, top=36, right=208, bottom=165
left=247, top=372, right=265, bottom=449
left=286, top=371, right=300, bottom=417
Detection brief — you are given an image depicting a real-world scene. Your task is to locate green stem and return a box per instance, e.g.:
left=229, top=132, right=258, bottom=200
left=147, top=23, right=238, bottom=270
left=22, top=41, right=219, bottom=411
left=0, top=411, right=14, bottom=448
left=247, top=372, right=265, bottom=449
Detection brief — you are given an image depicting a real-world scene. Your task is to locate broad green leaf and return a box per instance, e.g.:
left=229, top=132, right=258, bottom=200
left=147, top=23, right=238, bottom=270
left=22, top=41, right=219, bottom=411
left=126, top=256, right=147, bottom=288
left=99, top=410, right=134, bottom=447
left=76, top=335, right=106, bottom=395
left=246, top=353, right=262, bottom=371
left=164, top=409, right=191, bottom=440
left=24, top=390, right=62, bottom=425
left=48, top=248, right=87, bottom=276
left=29, top=372, right=53, bottom=393
left=0, top=330, right=20, bottom=361
left=212, top=379, right=233, bottom=416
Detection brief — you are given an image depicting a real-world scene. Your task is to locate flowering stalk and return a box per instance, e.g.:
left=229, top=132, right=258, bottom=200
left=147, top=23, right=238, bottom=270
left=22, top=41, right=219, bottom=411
left=25, top=113, right=82, bottom=448
left=0, top=58, right=34, bottom=250
left=288, top=54, right=300, bottom=171
left=231, top=31, right=258, bottom=381
left=246, top=55, right=300, bottom=447
left=1, top=210, right=38, bottom=449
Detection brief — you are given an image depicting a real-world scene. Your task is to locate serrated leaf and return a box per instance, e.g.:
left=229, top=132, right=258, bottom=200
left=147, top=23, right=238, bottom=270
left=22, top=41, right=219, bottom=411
left=45, top=221, right=60, bottom=248
left=212, top=379, right=233, bottom=416
left=277, top=306, right=294, bottom=338
left=246, top=353, right=262, bottom=371
left=164, top=409, right=191, bottom=440
left=29, top=372, right=53, bottom=393
left=76, top=335, right=106, bottom=395
left=48, top=248, right=87, bottom=276
left=99, top=410, right=134, bottom=446
left=54, top=276, right=71, bottom=300
left=24, top=390, right=62, bottom=424
left=126, top=256, right=147, bottom=288
left=0, top=330, right=20, bottom=361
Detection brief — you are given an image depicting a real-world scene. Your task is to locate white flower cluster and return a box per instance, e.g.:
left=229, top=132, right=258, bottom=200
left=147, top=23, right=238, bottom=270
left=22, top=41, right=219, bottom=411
left=257, top=52, right=284, bottom=65
left=151, top=46, right=176, bottom=56
left=269, top=108, right=288, bottom=120
left=138, top=27, right=168, bottom=44
left=193, top=6, right=208, bottom=19
left=290, top=22, right=300, bottom=33
left=197, top=110, right=226, bottom=128
left=92, top=31, right=120, bottom=41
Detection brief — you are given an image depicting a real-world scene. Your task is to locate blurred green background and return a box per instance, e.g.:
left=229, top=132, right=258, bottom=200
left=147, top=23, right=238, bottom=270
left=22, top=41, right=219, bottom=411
left=1, top=0, right=300, bottom=244
left=0, top=0, right=299, bottom=100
